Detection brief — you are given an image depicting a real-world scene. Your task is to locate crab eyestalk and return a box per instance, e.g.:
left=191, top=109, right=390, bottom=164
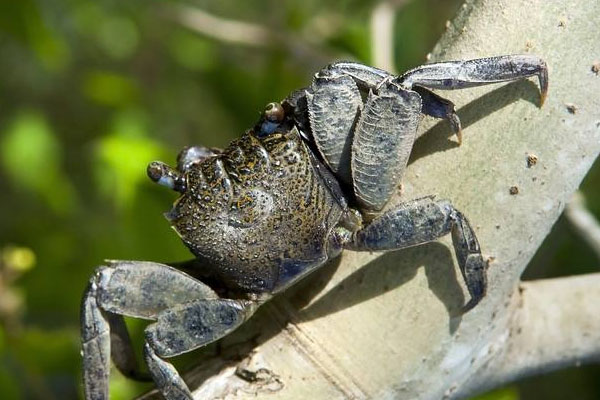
left=264, top=102, right=285, bottom=122
left=258, top=102, right=285, bottom=137
left=147, top=161, right=186, bottom=193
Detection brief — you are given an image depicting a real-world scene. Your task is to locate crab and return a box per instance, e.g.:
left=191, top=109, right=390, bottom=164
left=81, top=54, right=548, bottom=399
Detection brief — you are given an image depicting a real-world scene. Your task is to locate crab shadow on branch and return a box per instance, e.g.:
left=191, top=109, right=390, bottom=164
left=410, top=79, right=540, bottom=162
left=292, top=242, right=465, bottom=331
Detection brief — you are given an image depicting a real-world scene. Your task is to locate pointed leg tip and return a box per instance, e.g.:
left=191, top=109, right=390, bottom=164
left=461, top=297, right=480, bottom=314
left=537, top=63, right=548, bottom=107
left=448, top=113, right=463, bottom=145
left=539, top=91, right=548, bottom=107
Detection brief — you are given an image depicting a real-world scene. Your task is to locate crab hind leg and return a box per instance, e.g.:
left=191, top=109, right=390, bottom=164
left=81, top=284, right=150, bottom=399
left=106, top=312, right=152, bottom=381
left=319, top=62, right=391, bottom=90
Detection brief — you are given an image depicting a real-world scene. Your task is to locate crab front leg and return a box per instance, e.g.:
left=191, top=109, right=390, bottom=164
left=81, top=260, right=261, bottom=400
left=309, top=62, right=463, bottom=147
left=307, top=64, right=466, bottom=212
left=399, top=54, right=548, bottom=105
left=347, top=196, right=487, bottom=311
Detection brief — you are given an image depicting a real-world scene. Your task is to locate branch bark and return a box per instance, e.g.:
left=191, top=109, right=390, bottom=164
left=454, top=273, right=600, bottom=398
left=141, top=0, right=600, bottom=398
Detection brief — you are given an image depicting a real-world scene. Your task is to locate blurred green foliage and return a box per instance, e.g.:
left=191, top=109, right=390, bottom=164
left=471, top=387, right=519, bottom=400
left=0, top=0, right=598, bottom=399
left=1, top=111, right=77, bottom=215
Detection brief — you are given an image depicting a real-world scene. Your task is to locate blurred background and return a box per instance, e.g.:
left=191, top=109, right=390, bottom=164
left=0, top=0, right=598, bottom=399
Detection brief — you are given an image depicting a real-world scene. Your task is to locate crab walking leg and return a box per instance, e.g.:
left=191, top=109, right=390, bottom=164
left=81, top=283, right=111, bottom=400
left=351, top=82, right=422, bottom=212
left=312, top=64, right=462, bottom=211
left=399, top=54, right=548, bottom=105
left=317, top=61, right=391, bottom=90
left=349, top=197, right=487, bottom=311
left=306, top=74, right=362, bottom=183
left=105, top=313, right=151, bottom=381
left=81, top=261, right=220, bottom=400
left=412, top=86, right=463, bottom=144
left=144, top=299, right=261, bottom=400
left=143, top=343, right=193, bottom=400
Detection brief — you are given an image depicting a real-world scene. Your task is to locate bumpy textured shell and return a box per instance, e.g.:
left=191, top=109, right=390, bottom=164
left=168, top=128, right=345, bottom=293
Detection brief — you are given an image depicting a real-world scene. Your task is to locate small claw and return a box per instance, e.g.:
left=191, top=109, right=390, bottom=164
left=147, top=161, right=186, bottom=193
left=456, top=128, right=463, bottom=146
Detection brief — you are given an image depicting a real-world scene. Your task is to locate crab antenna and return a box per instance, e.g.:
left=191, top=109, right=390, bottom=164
left=147, top=161, right=186, bottom=193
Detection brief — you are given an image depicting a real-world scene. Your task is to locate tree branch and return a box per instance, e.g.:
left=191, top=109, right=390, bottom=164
left=564, top=192, right=600, bottom=261
left=140, top=0, right=600, bottom=398
left=453, top=273, right=600, bottom=398
left=166, top=4, right=338, bottom=69
left=170, top=5, right=271, bottom=47
left=370, top=0, right=410, bottom=73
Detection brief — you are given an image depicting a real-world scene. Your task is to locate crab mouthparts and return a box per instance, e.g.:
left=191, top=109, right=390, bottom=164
left=147, top=161, right=186, bottom=193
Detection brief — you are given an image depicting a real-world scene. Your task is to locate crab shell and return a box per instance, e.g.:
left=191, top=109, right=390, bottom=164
left=167, top=126, right=348, bottom=294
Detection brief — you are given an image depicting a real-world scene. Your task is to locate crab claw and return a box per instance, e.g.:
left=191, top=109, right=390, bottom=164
left=147, top=161, right=186, bottom=193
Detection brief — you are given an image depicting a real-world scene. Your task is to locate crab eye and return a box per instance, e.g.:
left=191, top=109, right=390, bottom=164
left=264, top=102, right=284, bottom=122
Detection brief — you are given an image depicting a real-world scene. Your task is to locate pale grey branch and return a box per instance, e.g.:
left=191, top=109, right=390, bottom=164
left=167, top=5, right=338, bottom=69
left=454, top=273, right=600, bottom=398
left=565, top=192, right=600, bottom=261
left=171, top=5, right=271, bottom=47
left=370, top=1, right=410, bottom=73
